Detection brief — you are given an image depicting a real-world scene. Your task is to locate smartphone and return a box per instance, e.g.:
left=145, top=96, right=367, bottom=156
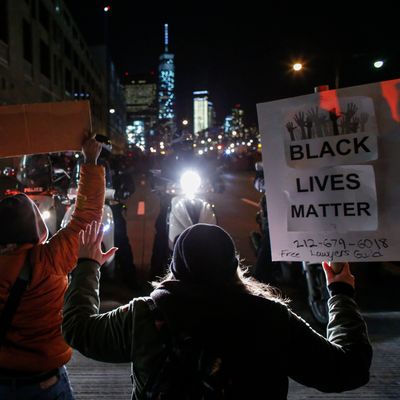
left=95, top=134, right=112, bottom=152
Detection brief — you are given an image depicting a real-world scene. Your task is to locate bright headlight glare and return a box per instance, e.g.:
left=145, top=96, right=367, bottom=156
left=42, top=210, right=51, bottom=220
left=180, top=170, right=201, bottom=195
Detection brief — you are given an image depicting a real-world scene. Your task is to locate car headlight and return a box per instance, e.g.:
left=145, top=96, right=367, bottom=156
left=180, top=170, right=201, bottom=196
left=166, top=182, right=177, bottom=194
left=42, top=210, right=51, bottom=220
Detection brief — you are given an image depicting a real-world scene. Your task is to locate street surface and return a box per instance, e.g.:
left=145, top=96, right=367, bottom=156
left=68, top=169, right=400, bottom=399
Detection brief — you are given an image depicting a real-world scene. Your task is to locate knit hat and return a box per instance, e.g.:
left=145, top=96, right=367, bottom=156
left=0, top=193, right=48, bottom=245
left=171, top=223, right=238, bottom=284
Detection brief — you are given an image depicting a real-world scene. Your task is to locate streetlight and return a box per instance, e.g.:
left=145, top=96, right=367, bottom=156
left=103, top=5, right=112, bottom=139
left=182, top=119, right=189, bottom=126
left=291, top=56, right=342, bottom=88
left=373, top=60, right=384, bottom=69
left=293, top=63, right=303, bottom=72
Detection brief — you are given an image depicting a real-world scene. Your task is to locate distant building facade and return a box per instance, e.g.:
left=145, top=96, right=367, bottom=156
left=0, top=0, right=107, bottom=136
left=91, top=45, right=127, bottom=153
left=231, top=104, right=244, bottom=135
left=193, top=90, right=210, bottom=135
left=124, top=73, right=157, bottom=149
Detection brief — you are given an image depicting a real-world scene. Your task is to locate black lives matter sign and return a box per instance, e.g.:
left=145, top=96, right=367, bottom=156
left=255, top=78, right=400, bottom=263
left=282, top=97, right=378, bottom=232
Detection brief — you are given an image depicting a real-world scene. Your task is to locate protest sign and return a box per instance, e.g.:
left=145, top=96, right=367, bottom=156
left=0, top=100, right=91, bottom=158
left=257, top=78, right=400, bottom=262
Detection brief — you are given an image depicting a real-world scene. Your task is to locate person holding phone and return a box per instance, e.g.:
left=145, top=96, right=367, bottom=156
left=0, top=137, right=105, bottom=400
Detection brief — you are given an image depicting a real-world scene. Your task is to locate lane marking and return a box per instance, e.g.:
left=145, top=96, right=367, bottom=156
left=137, top=201, right=145, bottom=215
left=241, top=198, right=259, bottom=208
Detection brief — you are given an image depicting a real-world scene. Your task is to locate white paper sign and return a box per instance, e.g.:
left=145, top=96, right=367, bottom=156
left=283, top=96, right=379, bottom=168
left=257, top=79, right=400, bottom=262
left=285, top=165, right=377, bottom=232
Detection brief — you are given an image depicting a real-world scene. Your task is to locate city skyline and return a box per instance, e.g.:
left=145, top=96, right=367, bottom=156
left=47, top=3, right=400, bottom=126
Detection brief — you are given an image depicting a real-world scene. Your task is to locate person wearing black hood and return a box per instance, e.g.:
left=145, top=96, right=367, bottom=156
left=63, top=222, right=372, bottom=399
left=0, top=137, right=105, bottom=400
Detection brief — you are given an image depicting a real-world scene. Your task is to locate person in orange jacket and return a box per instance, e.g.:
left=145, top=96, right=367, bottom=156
left=0, top=137, right=105, bottom=400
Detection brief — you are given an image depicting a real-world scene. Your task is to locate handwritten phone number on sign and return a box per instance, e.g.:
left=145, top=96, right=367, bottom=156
left=293, top=238, right=389, bottom=251
left=279, top=238, right=389, bottom=260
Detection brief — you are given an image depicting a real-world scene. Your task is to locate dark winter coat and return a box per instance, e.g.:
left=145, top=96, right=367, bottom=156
left=63, top=261, right=372, bottom=399
left=0, top=165, right=104, bottom=372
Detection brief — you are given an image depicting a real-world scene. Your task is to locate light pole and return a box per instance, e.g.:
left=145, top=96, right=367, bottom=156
left=334, top=64, right=340, bottom=89
left=103, top=5, right=111, bottom=138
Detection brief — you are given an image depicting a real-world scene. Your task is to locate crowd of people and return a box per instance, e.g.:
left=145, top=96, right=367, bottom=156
left=0, top=135, right=372, bottom=399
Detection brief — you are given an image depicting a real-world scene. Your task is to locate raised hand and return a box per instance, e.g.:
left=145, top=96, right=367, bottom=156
left=79, top=221, right=118, bottom=266
left=322, top=261, right=355, bottom=288
left=329, top=108, right=341, bottom=136
left=307, top=107, right=323, bottom=137
left=293, top=112, right=307, bottom=139
left=345, top=103, right=358, bottom=120
left=338, top=116, right=346, bottom=134
left=305, top=116, right=313, bottom=139
left=285, top=121, right=298, bottom=141
left=349, top=117, right=360, bottom=133
left=343, top=103, right=358, bottom=134
left=321, top=115, right=331, bottom=136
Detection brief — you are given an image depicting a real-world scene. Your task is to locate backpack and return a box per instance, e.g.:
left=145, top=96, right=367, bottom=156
left=143, top=300, right=233, bottom=399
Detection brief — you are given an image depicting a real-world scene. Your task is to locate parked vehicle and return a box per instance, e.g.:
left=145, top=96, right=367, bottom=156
left=150, top=168, right=217, bottom=279
left=250, top=161, right=329, bottom=324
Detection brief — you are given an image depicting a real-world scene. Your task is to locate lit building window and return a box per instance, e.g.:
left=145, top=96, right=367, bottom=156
left=126, top=120, right=145, bottom=146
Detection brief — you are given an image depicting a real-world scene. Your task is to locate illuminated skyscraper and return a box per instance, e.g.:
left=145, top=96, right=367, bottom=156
left=224, top=105, right=244, bottom=137
left=193, top=90, right=210, bottom=135
left=124, top=73, right=157, bottom=149
left=158, top=24, right=175, bottom=123
left=232, top=104, right=244, bottom=135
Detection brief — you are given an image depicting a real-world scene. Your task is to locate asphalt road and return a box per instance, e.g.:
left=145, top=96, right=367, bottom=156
left=123, top=169, right=261, bottom=283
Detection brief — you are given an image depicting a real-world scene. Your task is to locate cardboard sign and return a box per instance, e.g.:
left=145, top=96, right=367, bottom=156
left=0, top=100, right=92, bottom=158
left=257, top=79, right=400, bottom=262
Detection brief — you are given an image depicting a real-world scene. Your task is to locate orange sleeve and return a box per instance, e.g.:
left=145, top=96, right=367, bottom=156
left=39, top=164, right=105, bottom=275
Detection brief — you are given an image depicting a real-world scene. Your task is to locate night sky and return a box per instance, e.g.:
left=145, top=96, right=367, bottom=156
left=65, top=2, right=399, bottom=126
